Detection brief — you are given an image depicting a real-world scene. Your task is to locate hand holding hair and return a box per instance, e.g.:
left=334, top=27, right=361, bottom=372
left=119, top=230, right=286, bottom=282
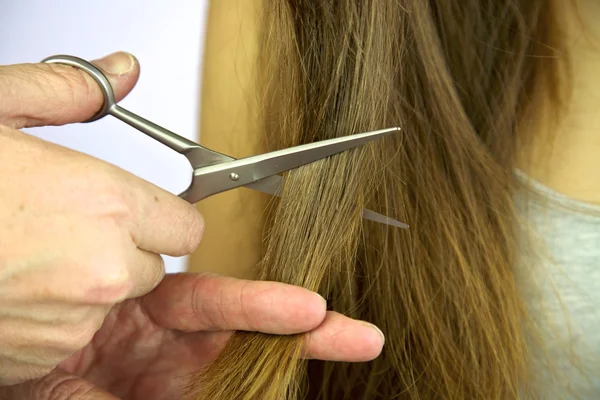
left=1, top=273, right=384, bottom=399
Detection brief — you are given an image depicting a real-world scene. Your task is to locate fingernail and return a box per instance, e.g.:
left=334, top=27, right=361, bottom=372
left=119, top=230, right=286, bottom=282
left=314, top=292, right=327, bottom=307
left=93, top=51, right=135, bottom=75
left=362, top=321, right=385, bottom=344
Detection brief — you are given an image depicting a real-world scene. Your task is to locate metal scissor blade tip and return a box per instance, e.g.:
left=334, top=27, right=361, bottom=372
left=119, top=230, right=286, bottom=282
left=247, top=177, right=409, bottom=228
left=231, top=127, right=403, bottom=186
left=362, top=209, right=409, bottom=229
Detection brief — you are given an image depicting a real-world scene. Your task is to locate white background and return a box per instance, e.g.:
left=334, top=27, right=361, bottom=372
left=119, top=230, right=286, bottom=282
left=0, top=1, right=209, bottom=273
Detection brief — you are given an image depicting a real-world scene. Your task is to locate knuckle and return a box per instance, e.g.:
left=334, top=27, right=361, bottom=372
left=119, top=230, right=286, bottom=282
left=148, top=255, right=166, bottom=289
left=68, top=68, right=98, bottom=104
left=238, top=281, right=258, bottom=331
left=190, top=277, right=225, bottom=330
left=77, top=250, right=131, bottom=305
left=90, top=172, right=135, bottom=223
left=61, top=317, right=103, bottom=351
left=0, top=71, right=20, bottom=122
left=85, top=266, right=130, bottom=304
left=181, top=211, right=205, bottom=254
left=44, top=63, right=98, bottom=107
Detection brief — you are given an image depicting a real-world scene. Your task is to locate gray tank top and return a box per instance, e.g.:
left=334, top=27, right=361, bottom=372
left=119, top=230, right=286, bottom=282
left=514, top=172, right=600, bottom=399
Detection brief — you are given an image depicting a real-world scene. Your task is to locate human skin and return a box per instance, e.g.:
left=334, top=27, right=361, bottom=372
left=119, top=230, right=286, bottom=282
left=0, top=52, right=201, bottom=386
left=516, top=0, right=600, bottom=205
left=0, top=52, right=384, bottom=399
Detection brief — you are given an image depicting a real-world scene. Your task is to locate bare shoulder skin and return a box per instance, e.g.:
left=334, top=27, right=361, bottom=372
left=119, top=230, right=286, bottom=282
left=188, top=0, right=268, bottom=279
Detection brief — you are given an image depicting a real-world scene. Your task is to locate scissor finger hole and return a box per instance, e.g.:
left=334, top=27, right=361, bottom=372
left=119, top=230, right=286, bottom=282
left=41, top=55, right=116, bottom=123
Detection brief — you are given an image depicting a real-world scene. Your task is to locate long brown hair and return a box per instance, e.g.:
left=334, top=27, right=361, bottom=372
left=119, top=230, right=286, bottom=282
left=191, top=0, right=566, bottom=398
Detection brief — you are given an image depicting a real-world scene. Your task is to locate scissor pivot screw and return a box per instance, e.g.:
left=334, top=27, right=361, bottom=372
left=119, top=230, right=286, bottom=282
left=229, top=172, right=240, bottom=181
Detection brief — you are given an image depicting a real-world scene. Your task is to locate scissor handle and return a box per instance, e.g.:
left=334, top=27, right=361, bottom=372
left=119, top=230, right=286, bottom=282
left=40, top=54, right=218, bottom=160
left=42, top=55, right=116, bottom=122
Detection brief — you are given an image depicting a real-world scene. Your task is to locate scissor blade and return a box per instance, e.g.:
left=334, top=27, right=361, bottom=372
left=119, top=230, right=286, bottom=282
left=248, top=127, right=400, bottom=181
left=361, top=209, right=410, bottom=229
left=191, top=127, right=401, bottom=198
left=246, top=177, right=409, bottom=228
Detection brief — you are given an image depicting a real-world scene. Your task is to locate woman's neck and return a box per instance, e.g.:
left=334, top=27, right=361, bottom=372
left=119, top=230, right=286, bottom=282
left=519, top=0, right=600, bottom=205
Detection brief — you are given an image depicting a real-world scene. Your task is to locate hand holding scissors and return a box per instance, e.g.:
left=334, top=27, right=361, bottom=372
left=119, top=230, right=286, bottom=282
left=0, top=52, right=388, bottom=397
left=42, top=55, right=407, bottom=229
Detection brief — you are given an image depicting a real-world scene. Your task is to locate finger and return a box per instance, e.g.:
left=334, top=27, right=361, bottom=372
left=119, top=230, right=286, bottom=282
left=124, top=178, right=205, bottom=256
left=0, top=368, right=118, bottom=400
left=29, top=230, right=166, bottom=304
left=140, top=273, right=327, bottom=334
left=125, top=248, right=166, bottom=299
left=0, top=51, right=140, bottom=129
left=303, top=311, right=385, bottom=362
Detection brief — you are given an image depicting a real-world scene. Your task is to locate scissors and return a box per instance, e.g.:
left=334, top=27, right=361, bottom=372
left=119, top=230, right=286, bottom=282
left=42, top=55, right=408, bottom=229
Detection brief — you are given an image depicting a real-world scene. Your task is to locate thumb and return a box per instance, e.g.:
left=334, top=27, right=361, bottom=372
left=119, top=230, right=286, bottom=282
left=0, top=51, right=140, bottom=129
left=0, top=368, right=119, bottom=400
